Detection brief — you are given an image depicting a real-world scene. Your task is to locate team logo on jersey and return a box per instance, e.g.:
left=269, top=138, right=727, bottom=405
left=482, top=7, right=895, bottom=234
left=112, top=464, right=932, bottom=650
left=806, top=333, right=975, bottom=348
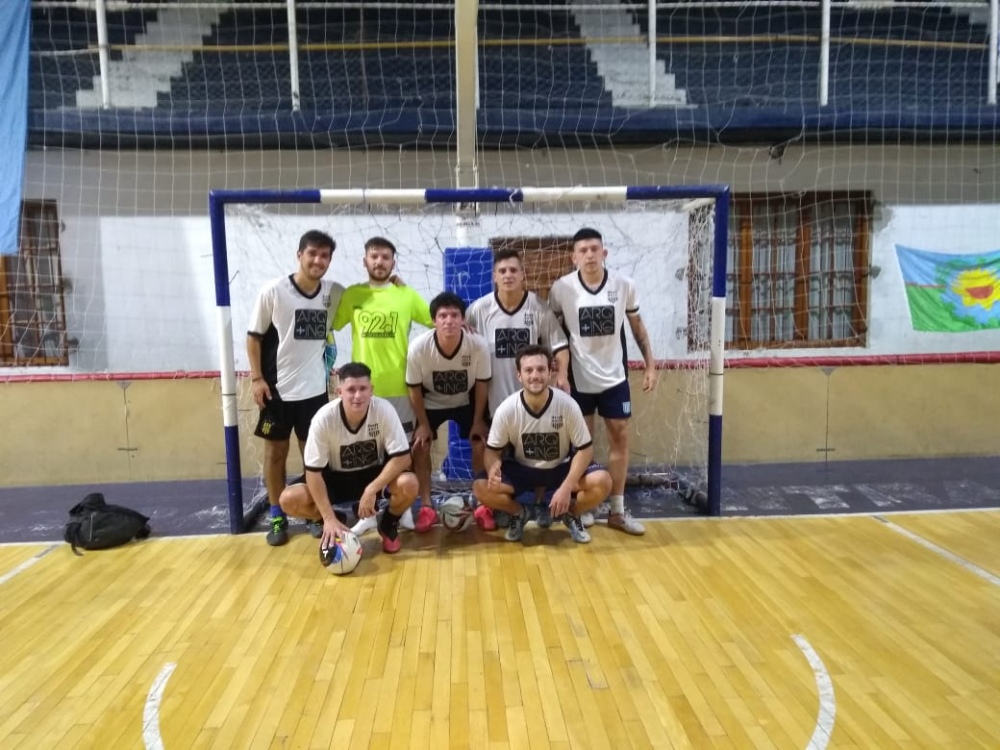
left=551, top=414, right=563, bottom=429
left=461, top=354, right=472, bottom=367
left=340, top=439, right=379, bottom=470
left=294, top=309, right=327, bottom=340
left=578, top=305, right=616, bottom=337
left=367, top=422, right=381, bottom=439
left=495, top=327, right=530, bottom=358
left=608, top=290, right=619, bottom=302
left=523, top=312, right=534, bottom=325
left=432, top=370, right=469, bottom=396
left=522, top=432, right=560, bottom=462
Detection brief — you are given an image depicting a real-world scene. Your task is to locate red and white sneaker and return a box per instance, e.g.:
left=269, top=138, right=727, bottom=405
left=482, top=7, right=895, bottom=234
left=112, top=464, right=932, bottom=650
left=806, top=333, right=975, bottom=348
left=473, top=505, right=496, bottom=531
left=415, top=505, right=438, bottom=534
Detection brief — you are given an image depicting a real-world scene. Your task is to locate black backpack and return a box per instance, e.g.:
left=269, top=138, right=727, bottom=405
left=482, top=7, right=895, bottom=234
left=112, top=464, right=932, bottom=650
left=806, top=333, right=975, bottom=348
left=64, top=493, right=151, bottom=555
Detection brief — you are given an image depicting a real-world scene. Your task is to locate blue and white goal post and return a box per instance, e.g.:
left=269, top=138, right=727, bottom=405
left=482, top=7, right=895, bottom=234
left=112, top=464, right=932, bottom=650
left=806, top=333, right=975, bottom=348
left=209, top=186, right=730, bottom=533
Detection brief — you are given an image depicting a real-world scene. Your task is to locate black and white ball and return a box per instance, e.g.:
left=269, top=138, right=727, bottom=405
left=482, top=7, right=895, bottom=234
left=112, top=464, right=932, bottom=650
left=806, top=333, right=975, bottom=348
left=439, top=495, right=474, bottom=532
left=319, top=531, right=363, bottom=575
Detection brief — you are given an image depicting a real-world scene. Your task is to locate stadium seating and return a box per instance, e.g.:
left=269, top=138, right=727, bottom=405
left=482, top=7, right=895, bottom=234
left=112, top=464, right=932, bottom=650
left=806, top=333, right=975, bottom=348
left=26, top=2, right=995, bottom=140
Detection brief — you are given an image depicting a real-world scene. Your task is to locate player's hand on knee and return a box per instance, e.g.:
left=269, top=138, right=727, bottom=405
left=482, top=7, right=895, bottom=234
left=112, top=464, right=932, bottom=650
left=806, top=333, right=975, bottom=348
left=413, top=423, right=433, bottom=449
left=550, top=486, right=572, bottom=517
left=487, top=463, right=503, bottom=489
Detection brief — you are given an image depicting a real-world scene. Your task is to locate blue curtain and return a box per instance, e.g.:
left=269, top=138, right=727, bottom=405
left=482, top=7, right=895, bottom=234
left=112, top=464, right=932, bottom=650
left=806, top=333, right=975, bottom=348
left=0, top=0, right=30, bottom=255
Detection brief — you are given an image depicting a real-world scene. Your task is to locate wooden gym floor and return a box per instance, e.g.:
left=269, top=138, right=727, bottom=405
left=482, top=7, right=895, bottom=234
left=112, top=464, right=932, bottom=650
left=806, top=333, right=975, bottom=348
left=1, top=511, right=998, bottom=749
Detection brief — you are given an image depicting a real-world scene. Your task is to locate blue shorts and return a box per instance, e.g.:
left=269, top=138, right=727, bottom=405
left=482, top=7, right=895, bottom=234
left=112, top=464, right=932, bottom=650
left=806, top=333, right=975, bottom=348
left=571, top=379, right=632, bottom=420
left=497, top=459, right=604, bottom=502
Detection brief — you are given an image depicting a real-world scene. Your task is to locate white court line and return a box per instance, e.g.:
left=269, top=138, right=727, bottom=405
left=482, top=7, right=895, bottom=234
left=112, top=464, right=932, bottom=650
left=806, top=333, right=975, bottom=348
left=0, top=544, right=58, bottom=586
left=143, top=662, right=177, bottom=750
left=792, top=634, right=836, bottom=750
left=874, top=515, right=1000, bottom=587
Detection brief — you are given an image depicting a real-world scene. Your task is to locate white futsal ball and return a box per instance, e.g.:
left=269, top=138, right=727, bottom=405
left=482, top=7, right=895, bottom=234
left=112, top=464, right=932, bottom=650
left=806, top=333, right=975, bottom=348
left=439, top=495, right=474, bottom=532
left=319, top=531, right=363, bottom=575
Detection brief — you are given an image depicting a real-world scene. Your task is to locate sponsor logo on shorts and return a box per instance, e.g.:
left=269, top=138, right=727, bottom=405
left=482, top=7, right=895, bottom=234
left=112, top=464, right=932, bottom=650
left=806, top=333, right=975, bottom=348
left=622, top=401, right=631, bottom=416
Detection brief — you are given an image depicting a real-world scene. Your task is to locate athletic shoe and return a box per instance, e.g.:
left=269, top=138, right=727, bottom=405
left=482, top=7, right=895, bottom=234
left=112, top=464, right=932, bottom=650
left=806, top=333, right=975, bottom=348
left=473, top=505, right=496, bottom=531
left=563, top=514, right=592, bottom=544
left=399, top=507, right=416, bottom=531
left=351, top=515, right=378, bottom=537
left=266, top=514, right=288, bottom=546
left=305, top=519, right=323, bottom=538
left=607, top=509, right=645, bottom=536
left=505, top=507, right=529, bottom=543
left=378, top=513, right=402, bottom=554
left=534, top=504, right=553, bottom=528
left=415, top=505, right=438, bottom=534
left=579, top=511, right=595, bottom=528
left=493, top=510, right=511, bottom=529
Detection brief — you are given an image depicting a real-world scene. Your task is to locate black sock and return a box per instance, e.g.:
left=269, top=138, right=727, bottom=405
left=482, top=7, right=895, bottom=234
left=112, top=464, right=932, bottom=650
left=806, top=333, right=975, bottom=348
left=381, top=510, right=402, bottom=539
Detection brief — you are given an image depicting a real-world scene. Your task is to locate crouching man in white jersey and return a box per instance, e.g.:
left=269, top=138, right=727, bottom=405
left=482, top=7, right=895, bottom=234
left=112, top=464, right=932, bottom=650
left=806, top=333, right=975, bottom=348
left=548, top=227, right=658, bottom=535
left=278, top=362, right=419, bottom=555
left=472, top=345, right=612, bottom=543
left=466, top=247, right=571, bottom=531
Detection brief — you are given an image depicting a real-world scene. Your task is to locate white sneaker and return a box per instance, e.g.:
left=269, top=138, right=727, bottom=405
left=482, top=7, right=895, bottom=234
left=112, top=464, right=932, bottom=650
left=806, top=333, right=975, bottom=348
left=580, top=511, right=595, bottom=528
left=399, top=507, right=416, bottom=531
left=351, top=516, right=378, bottom=537
left=608, top=508, right=645, bottom=536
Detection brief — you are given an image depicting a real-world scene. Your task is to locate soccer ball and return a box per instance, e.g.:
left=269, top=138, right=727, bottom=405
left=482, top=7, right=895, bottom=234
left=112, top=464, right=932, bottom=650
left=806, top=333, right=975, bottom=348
left=319, top=531, right=363, bottom=575
left=439, top=495, right=474, bottom=532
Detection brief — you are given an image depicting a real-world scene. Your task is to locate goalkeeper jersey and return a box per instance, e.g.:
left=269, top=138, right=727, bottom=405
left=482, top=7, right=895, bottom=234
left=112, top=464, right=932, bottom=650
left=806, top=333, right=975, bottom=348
left=332, top=284, right=432, bottom=398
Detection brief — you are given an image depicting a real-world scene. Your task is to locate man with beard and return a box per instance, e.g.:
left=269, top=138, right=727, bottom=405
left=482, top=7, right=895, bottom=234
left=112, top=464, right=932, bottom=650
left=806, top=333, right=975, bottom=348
left=472, top=345, right=611, bottom=544
left=331, top=236, right=435, bottom=532
left=248, top=230, right=343, bottom=546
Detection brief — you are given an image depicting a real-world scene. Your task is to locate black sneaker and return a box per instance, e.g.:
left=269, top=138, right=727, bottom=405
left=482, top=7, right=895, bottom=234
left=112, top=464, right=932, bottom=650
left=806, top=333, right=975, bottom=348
left=266, top=514, right=289, bottom=546
left=305, top=520, right=323, bottom=538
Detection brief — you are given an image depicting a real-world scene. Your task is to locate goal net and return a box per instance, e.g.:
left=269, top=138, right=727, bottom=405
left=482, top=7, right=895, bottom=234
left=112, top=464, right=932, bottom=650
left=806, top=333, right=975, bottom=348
left=212, top=187, right=727, bottom=531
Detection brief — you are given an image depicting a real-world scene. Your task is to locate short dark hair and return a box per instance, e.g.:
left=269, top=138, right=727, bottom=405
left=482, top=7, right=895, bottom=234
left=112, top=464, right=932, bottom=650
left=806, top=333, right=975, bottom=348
left=492, top=247, right=522, bottom=266
left=337, top=362, right=372, bottom=381
left=572, top=227, right=603, bottom=246
left=364, top=236, right=397, bottom=256
left=298, top=230, right=336, bottom=254
left=430, top=291, right=467, bottom=318
left=515, top=344, right=553, bottom=371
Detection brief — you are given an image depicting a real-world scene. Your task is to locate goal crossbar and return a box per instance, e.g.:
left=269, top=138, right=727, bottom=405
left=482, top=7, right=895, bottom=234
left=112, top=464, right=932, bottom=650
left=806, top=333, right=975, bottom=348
left=209, top=185, right=730, bottom=532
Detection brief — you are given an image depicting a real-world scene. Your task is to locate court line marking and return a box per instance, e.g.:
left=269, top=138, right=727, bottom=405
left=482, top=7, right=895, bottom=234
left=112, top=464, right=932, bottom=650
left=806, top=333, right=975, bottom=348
left=792, top=634, right=836, bottom=750
left=874, top=515, right=1000, bottom=587
left=143, top=662, right=177, bottom=750
left=0, top=544, right=58, bottom=586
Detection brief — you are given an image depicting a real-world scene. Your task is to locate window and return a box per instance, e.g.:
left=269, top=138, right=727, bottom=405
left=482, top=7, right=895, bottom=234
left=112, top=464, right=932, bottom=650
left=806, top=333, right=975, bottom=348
left=725, top=192, right=871, bottom=349
left=0, top=200, right=69, bottom=366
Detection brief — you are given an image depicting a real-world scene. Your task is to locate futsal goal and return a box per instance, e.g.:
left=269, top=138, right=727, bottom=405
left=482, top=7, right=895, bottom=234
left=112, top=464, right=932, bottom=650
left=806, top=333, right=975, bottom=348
left=209, top=186, right=729, bottom=533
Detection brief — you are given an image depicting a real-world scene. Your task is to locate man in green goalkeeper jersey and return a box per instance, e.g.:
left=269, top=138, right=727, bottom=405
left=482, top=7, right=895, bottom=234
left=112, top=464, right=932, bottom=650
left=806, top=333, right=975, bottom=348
left=331, top=236, right=436, bottom=532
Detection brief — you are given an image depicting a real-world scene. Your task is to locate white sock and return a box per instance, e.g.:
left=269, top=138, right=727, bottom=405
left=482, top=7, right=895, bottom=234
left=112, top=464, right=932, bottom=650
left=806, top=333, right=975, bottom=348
left=351, top=516, right=377, bottom=536
left=608, top=495, right=625, bottom=515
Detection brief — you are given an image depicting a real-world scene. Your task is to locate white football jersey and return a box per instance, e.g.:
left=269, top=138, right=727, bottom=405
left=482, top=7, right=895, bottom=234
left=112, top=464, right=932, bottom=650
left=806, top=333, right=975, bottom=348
left=248, top=276, right=344, bottom=401
left=467, top=291, right=569, bottom=415
left=547, top=270, right=638, bottom=394
left=405, top=330, right=492, bottom=411
left=303, top=396, right=410, bottom=473
left=487, top=388, right=592, bottom=470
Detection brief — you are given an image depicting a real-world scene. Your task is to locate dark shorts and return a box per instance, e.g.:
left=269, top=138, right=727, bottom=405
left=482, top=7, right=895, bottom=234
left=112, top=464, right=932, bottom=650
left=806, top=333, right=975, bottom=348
left=427, top=402, right=474, bottom=440
left=571, top=379, right=632, bottom=420
left=305, top=464, right=388, bottom=507
left=496, top=459, right=605, bottom=501
left=254, top=392, right=327, bottom=442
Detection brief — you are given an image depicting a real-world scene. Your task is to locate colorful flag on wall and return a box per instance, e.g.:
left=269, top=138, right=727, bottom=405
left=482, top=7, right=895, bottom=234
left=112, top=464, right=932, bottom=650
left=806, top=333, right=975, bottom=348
left=0, top=0, right=30, bottom=255
left=895, top=245, right=1000, bottom=332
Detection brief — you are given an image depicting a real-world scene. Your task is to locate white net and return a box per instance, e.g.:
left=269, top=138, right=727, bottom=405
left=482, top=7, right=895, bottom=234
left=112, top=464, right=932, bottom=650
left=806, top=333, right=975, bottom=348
left=223, top=196, right=717, bottom=509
